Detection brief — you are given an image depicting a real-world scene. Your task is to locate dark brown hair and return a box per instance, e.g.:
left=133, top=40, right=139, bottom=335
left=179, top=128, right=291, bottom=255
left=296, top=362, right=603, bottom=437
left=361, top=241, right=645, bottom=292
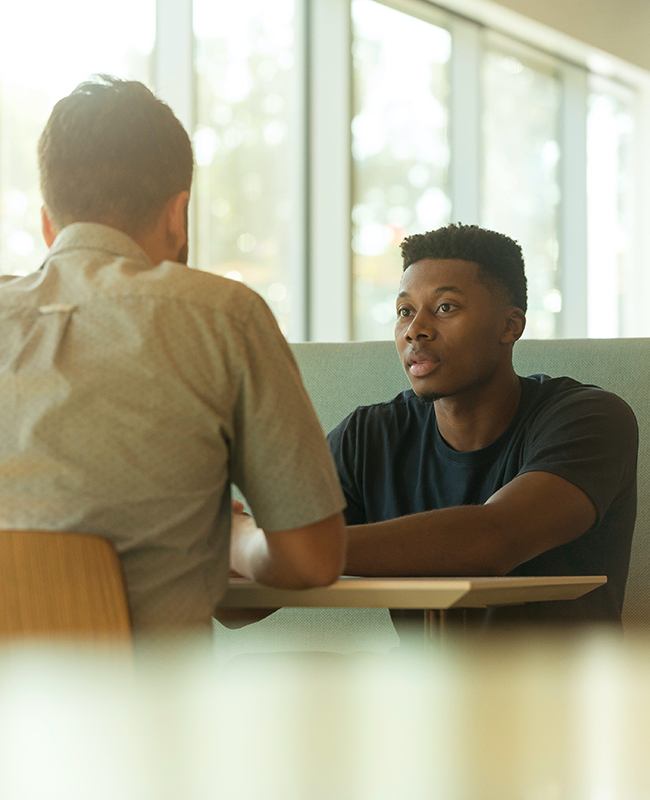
left=38, top=75, right=194, bottom=234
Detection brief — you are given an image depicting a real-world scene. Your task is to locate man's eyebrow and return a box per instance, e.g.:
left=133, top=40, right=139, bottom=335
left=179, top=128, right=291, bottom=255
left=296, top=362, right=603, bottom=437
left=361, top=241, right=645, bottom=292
left=397, top=285, right=466, bottom=299
left=432, top=285, right=465, bottom=295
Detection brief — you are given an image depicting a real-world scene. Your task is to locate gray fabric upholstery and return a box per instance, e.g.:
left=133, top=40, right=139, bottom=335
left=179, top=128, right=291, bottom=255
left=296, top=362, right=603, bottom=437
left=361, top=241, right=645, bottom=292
left=213, top=338, right=649, bottom=655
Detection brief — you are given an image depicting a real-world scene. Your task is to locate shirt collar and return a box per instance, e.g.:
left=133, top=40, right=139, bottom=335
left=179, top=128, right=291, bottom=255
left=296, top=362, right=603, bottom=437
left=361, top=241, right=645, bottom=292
left=47, top=222, right=153, bottom=267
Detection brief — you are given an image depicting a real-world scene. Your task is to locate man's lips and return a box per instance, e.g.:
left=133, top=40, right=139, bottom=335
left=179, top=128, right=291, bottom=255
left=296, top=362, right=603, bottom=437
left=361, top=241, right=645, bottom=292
left=407, top=354, right=440, bottom=378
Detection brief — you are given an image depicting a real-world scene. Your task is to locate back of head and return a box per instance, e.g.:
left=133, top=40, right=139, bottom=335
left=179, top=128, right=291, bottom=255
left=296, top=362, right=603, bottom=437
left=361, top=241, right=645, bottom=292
left=400, top=223, right=528, bottom=313
left=38, top=75, right=194, bottom=236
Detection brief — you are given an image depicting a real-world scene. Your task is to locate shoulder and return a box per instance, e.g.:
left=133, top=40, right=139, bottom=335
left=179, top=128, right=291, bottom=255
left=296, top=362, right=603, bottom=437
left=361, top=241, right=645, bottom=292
left=341, top=389, right=419, bottom=424
left=524, top=374, right=634, bottom=412
left=522, top=374, right=638, bottom=437
left=328, top=390, right=421, bottom=443
left=126, top=261, right=280, bottom=334
left=146, top=261, right=265, bottom=308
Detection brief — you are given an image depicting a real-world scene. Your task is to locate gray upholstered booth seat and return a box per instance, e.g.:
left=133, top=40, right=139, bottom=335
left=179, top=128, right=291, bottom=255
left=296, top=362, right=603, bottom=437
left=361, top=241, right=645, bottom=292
left=213, top=339, right=650, bottom=657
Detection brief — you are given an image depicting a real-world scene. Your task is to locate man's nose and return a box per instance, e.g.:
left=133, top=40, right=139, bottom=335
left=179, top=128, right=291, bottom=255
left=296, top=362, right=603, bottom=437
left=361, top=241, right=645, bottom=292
left=405, top=311, right=435, bottom=341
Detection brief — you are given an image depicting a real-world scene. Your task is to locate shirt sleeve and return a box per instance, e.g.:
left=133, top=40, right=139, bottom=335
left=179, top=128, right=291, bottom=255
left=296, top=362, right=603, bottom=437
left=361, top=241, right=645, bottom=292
left=327, top=412, right=367, bottom=525
left=227, top=290, right=346, bottom=531
left=518, top=386, right=638, bottom=523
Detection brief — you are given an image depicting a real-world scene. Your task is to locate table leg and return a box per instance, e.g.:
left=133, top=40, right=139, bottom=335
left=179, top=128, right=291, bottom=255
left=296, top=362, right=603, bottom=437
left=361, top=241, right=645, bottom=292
left=424, top=609, right=447, bottom=645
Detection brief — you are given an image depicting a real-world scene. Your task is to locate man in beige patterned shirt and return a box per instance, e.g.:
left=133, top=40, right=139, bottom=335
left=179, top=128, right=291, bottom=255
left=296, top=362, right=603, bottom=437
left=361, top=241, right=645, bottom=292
left=0, top=76, right=346, bottom=630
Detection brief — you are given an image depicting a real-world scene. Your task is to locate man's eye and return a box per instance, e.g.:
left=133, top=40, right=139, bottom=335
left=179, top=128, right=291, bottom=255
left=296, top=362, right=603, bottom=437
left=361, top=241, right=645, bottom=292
left=397, top=307, right=411, bottom=318
left=438, top=303, right=453, bottom=313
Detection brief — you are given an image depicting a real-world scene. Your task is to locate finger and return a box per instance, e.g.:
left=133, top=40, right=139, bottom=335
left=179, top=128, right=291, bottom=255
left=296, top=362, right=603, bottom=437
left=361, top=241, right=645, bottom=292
left=231, top=499, right=245, bottom=513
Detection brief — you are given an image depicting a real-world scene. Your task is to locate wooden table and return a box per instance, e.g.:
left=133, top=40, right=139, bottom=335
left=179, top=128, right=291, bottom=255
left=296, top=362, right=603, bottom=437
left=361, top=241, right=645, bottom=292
left=220, top=575, right=607, bottom=641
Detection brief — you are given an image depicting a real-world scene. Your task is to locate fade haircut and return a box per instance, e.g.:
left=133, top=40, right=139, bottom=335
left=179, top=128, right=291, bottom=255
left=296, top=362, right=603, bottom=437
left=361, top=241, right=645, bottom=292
left=400, top=223, right=528, bottom=313
left=38, top=75, right=194, bottom=235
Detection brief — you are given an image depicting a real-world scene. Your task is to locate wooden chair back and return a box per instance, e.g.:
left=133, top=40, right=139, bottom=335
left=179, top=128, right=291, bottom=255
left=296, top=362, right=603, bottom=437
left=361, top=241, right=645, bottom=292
left=0, top=530, right=132, bottom=639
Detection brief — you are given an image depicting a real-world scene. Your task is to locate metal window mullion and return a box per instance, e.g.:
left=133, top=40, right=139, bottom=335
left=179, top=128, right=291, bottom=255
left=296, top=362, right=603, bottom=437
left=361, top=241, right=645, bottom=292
left=448, top=15, right=481, bottom=226
left=559, top=63, right=588, bottom=338
left=308, top=0, right=352, bottom=342
left=153, top=0, right=196, bottom=263
left=286, top=0, right=310, bottom=342
left=154, top=0, right=194, bottom=131
left=624, top=79, right=650, bottom=337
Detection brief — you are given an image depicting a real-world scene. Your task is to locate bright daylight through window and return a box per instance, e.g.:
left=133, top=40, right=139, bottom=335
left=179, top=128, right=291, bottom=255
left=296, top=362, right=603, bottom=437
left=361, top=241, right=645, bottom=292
left=481, top=43, right=561, bottom=340
left=0, top=0, right=643, bottom=342
left=0, top=0, right=155, bottom=277
left=587, top=78, right=635, bottom=338
left=351, top=0, right=451, bottom=342
left=193, top=0, right=296, bottom=335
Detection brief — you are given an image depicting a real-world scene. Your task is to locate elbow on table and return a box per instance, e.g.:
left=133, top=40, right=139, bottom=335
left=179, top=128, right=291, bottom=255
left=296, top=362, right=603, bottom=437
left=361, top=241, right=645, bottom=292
left=482, top=527, right=539, bottom=578
left=289, top=561, right=343, bottom=590
left=264, top=512, right=347, bottom=590
left=285, top=542, right=346, bottom=590
left=267, top=555, right=344, bottom=591
left=464, top=510, right=529, bottom=577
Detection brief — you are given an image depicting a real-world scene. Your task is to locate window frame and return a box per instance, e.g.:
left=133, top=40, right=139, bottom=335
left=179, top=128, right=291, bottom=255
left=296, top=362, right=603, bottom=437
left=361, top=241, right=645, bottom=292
left=149, top=0, right=648, bottom=341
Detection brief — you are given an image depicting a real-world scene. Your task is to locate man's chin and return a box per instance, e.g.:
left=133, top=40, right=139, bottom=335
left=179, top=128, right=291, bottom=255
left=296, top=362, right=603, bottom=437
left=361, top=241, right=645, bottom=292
left=415, top=391, right=442, bottom=404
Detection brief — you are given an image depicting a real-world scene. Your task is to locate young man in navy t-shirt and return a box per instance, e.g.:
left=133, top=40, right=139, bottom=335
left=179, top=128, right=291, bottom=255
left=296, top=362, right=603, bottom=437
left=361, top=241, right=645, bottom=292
left=328, top=224, right=637, bottom=626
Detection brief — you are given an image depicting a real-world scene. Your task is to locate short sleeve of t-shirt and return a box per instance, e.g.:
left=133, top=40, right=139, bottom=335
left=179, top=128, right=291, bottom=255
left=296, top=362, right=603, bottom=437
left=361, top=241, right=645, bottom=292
left=517, top=380, right=638, bottom=523
left=227, top=290, right=346, bottom=531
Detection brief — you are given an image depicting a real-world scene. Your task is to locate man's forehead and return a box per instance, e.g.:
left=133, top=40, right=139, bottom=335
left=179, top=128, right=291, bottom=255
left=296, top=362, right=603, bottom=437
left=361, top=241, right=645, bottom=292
left=399, top=257, right=482, bottom=291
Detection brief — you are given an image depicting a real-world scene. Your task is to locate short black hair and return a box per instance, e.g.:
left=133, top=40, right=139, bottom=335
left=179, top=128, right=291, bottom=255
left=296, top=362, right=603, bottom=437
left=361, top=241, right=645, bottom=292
left=38, top=75, right=194, bottom=235
left=400, top=223, right=528, bottom=313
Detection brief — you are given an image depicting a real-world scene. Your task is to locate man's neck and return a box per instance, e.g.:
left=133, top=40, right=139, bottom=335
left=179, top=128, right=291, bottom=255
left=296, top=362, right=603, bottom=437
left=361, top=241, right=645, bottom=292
left=433, top=369, right=522, bottom=452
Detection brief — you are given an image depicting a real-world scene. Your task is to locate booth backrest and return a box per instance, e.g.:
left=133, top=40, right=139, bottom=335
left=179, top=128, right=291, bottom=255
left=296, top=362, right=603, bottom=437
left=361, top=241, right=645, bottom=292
left=291, top=338, right=650, bottom=629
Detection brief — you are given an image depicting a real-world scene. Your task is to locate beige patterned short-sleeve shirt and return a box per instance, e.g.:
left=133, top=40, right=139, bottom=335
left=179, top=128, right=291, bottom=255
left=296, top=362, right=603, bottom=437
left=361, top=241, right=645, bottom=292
left=0, top=223, right=345, bottom=629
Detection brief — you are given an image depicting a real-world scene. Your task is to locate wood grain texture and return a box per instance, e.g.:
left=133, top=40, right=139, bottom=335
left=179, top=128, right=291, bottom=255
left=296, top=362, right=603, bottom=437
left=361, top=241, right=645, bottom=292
left=220, top=575, right=607, bottom=610
left=0, top=530, right=132, bottom=638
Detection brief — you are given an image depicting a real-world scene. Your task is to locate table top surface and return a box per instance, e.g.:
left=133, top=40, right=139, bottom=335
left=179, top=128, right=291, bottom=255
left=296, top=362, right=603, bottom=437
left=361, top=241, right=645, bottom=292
left=220, top=575, right=607, bottom=610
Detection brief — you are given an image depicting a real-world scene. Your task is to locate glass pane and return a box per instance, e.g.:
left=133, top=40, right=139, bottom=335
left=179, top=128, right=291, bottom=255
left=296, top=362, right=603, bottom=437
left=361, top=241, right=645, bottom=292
left=352, top=0, right=451, bottom=341
left=587, top=82, right=635, bottom=338
left=194, top=0, right=295, bottom=336
left=482, top=48, right=561, bottom=339
left=0, top=0, right=155, bottom=277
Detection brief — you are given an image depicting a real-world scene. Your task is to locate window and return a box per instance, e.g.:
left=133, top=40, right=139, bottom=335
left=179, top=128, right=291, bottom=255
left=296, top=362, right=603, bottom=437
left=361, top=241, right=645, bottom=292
left=0, top=0, right=155, bottom=276
left=351, top=0, right=451, bottom=341
left=193, top=0, right=297, bottom=334
left=481, top=39, right=562, bottom=339
left=0, top=0, right=644, bottom=343
left=587, top=77, right=636, bottom=338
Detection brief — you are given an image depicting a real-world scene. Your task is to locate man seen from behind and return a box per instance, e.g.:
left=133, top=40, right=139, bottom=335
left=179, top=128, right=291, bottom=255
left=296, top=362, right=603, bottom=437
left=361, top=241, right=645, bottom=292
left=0, top=76, right=346, bottom=630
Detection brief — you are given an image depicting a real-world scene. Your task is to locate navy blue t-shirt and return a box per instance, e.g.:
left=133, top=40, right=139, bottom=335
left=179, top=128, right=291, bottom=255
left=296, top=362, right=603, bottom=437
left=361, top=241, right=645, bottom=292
left=327, top=375, right=638, bottom=625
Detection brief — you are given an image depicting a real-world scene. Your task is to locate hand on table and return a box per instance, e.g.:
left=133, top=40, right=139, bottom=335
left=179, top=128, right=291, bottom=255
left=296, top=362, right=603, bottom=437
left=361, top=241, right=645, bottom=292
left=217, top=498, right=278, bottom=628
left=231, top=499, right=246, bottom=515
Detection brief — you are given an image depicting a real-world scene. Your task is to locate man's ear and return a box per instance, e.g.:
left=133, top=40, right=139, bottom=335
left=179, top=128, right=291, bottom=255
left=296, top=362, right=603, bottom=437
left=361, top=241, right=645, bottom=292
left=41, top=206, right=57, bottom=248
left=164, top=191, right=190, bottom=254
left=501, top=307, right=526, bottom=344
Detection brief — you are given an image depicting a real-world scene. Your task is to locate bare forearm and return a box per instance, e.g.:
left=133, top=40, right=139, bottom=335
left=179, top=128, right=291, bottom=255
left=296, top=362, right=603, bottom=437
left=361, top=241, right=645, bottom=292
left=345, top=505, right=522, bottom=577
left=345, top=471, right=597, bottom=578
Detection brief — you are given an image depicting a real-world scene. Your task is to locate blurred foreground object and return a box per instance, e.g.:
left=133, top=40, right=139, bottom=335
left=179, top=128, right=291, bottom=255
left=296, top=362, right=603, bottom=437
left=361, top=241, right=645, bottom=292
left=0, top=631, right=649, bottom=798
left=0, top=530, right=131, bottom=639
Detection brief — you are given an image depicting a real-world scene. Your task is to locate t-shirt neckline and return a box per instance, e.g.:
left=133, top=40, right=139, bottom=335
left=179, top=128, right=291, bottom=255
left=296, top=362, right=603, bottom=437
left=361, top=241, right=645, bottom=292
left=432, top=376, right=535, bottom=464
